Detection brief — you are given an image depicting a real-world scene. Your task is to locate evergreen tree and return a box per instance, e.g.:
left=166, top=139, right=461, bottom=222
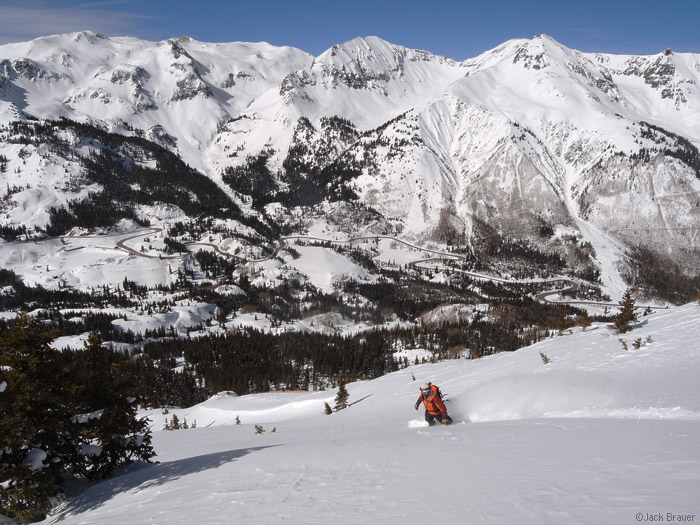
left=324, top=402, right=333, bottom=415
left=577, top=310, right=592, bottom=331
left=613, top=289, right=639, bottom=334
left=0, top=320, right=155, bottom=521
left=334, top=378, right=350, bottom=411
left=72, top=333, right=155, bottom=479
left=556, top=312, right=570, bottom=334
left=0, top=314, right=79, bottom=522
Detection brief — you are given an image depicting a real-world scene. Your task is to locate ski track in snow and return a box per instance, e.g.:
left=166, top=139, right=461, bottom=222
left=35, top=303, right=700, bottom=525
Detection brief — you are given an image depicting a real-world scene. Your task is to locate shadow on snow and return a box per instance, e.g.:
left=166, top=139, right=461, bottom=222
left=51, top=445, right=283, bottom=521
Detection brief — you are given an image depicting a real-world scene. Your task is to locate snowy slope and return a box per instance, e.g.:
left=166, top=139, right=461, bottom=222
left=39, top=303, right=700, bottom=524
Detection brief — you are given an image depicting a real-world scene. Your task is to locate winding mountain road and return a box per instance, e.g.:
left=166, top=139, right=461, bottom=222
left=278, top=235, right=665, bottom=310
left=23, top=228, right=665, bottom=310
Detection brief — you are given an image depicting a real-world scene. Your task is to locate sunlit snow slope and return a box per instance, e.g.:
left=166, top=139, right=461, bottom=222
left=42, top=303, right=700, bottom=524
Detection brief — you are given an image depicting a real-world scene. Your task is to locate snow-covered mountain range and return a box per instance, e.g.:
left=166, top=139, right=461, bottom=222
left=1, top=31, right=699, bottom=299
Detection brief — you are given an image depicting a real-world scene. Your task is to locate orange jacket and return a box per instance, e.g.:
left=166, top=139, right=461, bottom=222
left=416, top=384, right=447, bottom=415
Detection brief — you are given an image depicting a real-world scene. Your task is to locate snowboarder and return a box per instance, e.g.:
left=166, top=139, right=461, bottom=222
left=414, top=382, right=452, bottom=425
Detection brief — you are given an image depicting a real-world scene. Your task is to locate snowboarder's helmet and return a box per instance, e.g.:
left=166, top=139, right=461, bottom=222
left=420, top=383, right=430, bottom=392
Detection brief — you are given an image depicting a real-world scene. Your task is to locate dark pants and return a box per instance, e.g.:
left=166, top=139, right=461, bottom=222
left=425, top=412, right=452, bottom=426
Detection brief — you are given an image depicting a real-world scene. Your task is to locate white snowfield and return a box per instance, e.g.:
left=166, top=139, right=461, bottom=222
left=40, top=303, right=700, bottom=524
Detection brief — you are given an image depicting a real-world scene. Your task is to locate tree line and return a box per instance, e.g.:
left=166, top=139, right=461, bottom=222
left=2, top=118, right=276, bottom=239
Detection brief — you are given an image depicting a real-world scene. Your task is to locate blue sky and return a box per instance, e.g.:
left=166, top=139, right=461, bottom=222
left=1, top=0, right=698, bottom=58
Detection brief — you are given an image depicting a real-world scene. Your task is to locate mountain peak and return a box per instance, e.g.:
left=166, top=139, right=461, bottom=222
left=532, top=33, right=557, bottom=42
left=62, top=30, right=108, bottom=45
left=491, top=33, right=579, bottom=72
left=174, top=35, right=194, bottom=44
left=318, top=36, right=405, bottom=61
left=310, top=36, right=411, bottom=89
left=523, top=33, right=573, bottom=54
left=312, top=35, right=454, bottom=91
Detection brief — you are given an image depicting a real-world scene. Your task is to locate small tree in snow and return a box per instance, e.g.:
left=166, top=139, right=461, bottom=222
left=334, top=378, right=349, bottom=411
left=324, top=402, right=333, bottom=415
left=167, top=414, right=181, bottom=430
left=576, top=310, right=592, bottom=331
left=556, top=313, right=571, bottom=335
left=613, top=289, right=639, bottom=334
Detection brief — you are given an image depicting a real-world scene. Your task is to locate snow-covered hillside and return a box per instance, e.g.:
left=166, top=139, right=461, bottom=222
left=33, top=302, right=699, bottom=524
left=1, top=31, right=699, bottom=288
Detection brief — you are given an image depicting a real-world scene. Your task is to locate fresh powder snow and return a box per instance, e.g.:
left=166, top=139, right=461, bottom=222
left=30, top=302, right=700, bottom=524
